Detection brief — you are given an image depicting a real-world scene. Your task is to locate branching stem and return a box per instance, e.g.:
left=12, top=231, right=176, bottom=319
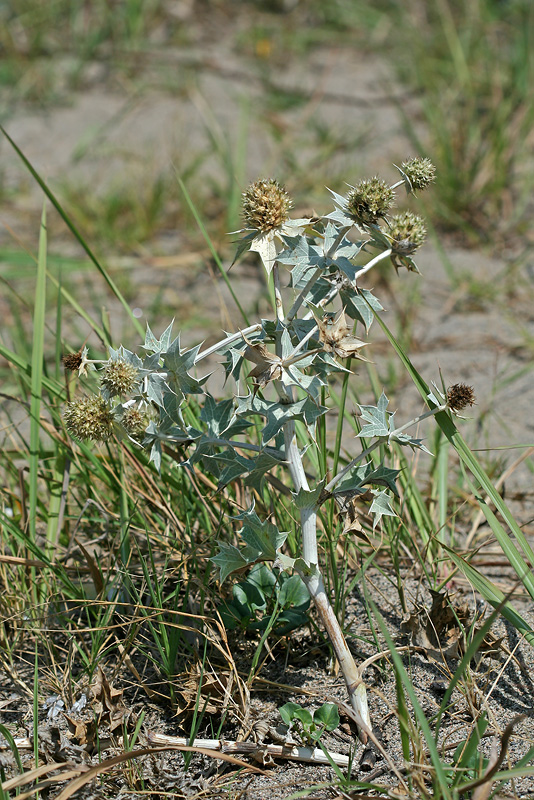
left=326, top=403, right=447, bottom=494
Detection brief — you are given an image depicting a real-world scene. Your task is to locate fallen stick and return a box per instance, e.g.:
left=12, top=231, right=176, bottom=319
left=147, top=730, right=354, bottom=769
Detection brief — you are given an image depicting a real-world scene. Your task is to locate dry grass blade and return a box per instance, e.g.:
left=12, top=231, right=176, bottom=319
left=457, top=715, right=526, bottom=796
left=1, top=762, right=80, bottom=792
left=54, top=745, right=267, bottom=800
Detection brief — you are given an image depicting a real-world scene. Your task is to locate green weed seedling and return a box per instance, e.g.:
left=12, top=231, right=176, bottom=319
left=217, top=562, right=310, bottom=635
left=279, top=701, right=340, bottom=748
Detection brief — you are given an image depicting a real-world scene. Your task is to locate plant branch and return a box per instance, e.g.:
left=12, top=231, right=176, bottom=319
left=195, top=324, right=262, bottom=363
left=326, top=403, right=446, bottom=494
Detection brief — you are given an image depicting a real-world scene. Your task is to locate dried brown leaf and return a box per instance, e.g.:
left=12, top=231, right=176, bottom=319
left=313, top=309, right=368, bottom=361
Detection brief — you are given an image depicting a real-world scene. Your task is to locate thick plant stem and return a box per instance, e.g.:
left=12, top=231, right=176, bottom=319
left=283, top=418, right=371, bottom=741
left=300, top=566, right=370, bottom=739
left=272, top=260, right=370, bottom=741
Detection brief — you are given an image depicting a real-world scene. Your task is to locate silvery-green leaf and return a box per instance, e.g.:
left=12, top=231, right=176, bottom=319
left=250, top=230, right=277, bottom=274
left=149, top=439, right=162, bottom=471
left=234, top=506, right=287, bottom=560
left=391, top=431, right=432, bottom=455
left=284, top=364, right=324, bottom=402
left=236, top=393, right=327, bottom=445
left=230, top=229, right=257, bottom=266
left=356, top=392, right=393, bottom=438
left=143, top=320, right=174, bottom=354
left=163, top=337, right=208, bottom=397
left=370, top=489, right=397, bottom=528
left=145, top=373, right=166, bottom=407
left=222, top=345, right=245, bottom=383
left=341, top=287, right=383, bottom=333
left=211, top=542, right=249, bottom=583
left=292, top=482, right=325, bottom=510
left=245, top=452, right=283, bottom=492
left=212, top=450, right=252, bottom=487
left=200, top=395, right=243, bottom=437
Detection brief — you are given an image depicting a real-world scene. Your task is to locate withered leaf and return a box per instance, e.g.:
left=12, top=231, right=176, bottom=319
left=90, top=667, right=135, bottom=733
left=401, top=590, right=504, bottom=665
left=242, top=333, right=283, bottom=390
left=313, top=309, right=368, bottom=361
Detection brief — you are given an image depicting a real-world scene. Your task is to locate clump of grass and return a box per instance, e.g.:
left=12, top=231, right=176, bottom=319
left=363, top=0, right=534, bottom=242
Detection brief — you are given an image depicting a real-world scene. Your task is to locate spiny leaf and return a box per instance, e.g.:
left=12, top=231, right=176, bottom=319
left=236, top=394, right=327, bottom=445
left=234, top=506, right=287, bottom=560
left=163, top=336, right=208, bottom=397
left=143, top=321, right=174, bottom=354
left=211, top=543, right=249, bottom=584
left=370, top=489, right=397, bottom=528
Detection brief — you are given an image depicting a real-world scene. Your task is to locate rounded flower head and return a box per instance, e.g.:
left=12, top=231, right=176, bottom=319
left=101, top=358, right=139, bottom=396
left=446, top=383, right=476, bottom=412
left=62, top=351, right=84, bottom=372
left=400, top=157, right=436, bottom=191
left=345, top=177, right=395, bottom=225
left=242, top=179, right=293, bottom=232
left=121, top=407, right=149, bottom=438
left=389, top=211, right=427, bottom=256
left=64, top=396, right=114, bottom=442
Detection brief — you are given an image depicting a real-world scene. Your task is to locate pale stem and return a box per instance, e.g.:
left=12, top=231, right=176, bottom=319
left=271, top=259, right=371, bottom=738
left=195, top=324, right=262, bottom=363
left=355, top=248, right=392, bottom=280
left=273, top=264, right=285, bottom=326
left=390, top=179, right=405, bottom=191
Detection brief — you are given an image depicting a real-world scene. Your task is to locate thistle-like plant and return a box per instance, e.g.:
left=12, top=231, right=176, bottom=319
left=64, top=157, right=472, bottom=740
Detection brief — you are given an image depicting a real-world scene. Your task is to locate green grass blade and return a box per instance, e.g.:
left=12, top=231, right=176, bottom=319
left=0, top=124, right=144, bottom=338
left=29, top=204, right=48, bottom=545
left=371, top=601, right=452, bottom=799
left=177, top=175, right=250, bottom=326
left=372, top=309, right=534, bottom=594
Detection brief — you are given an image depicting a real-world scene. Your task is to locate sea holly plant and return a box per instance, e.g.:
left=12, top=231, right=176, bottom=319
left=63, top=158, right=476, bottom=740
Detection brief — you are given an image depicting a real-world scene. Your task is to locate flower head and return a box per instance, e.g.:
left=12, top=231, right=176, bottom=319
left=345, top=177, right=394, bottom=225
left=390, top=212, right=427, bottom=256
left=446, top=384, right=476, bottom=412
left=400, top=157, right=436, bottom=192
left=121, top=406, right=149, bottom=438
left=62, top=346, right=91, bottom=377
left=64, top=396, right=114, bottom=442
left=242, top=179, right=292, bottom=233
left=101, top=358, right=139, bottom=396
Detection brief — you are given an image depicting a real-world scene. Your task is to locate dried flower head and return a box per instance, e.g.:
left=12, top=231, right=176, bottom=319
left=122, top=406, right=149, bottom=438
left=345, top=177, right=394, bottom=225
left=242, top=179, right=293, bottom=232
left=62, top=346, right=91, bottom=377
left=390, top=212, right=427, bottom=256
left=401, top=157, right=436, bottom=191
left=101, top=358, right=139, bottom=396
left=446, top=383, right=476, bottom=412
left=63, top=396, right=114, bottom=442
left=62, top=352, right=83, bottom=372
left=313, top=309, right=368, bottom=361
